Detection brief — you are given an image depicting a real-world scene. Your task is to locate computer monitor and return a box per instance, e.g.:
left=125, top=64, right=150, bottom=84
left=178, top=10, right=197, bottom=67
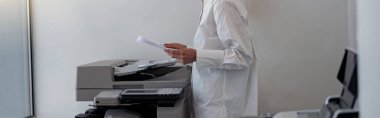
left=348, top=66, right=358, bottom=97
left=337, top=50, right=348, bottom=84
left=344, top=49, right=357, bottom=87
left=337, top=49, right=357, bottom=87
left=337, top=48, right=358, bottom=109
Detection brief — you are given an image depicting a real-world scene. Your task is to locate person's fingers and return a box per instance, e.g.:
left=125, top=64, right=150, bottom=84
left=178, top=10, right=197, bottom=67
left=169, top=50, right=181, bottom=58
left=176, top=48, right=196, bottom=64
left=178, top=49, right=190, bottom=59
left=178, top=49, right=184, bottom=59
left=165, top=49, right=178, bottom=58
left=166, top=48, right=191, bottom=61
left=164, top=43, right=178, bottom=49
left=166, top=52, right=173, bottom=57
left=164, top=43, right=186, bottom=49
left=164, top=48, right=172, bottom=53
left=179, top=59, right=185, bottom=65
left=169, top=44, right=182, bottom=49
left=175, top=58, right=183, bottom=64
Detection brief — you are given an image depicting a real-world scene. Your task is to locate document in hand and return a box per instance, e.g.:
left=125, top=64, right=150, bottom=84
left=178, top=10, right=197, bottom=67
left=136, top=35, right=166, bottom=50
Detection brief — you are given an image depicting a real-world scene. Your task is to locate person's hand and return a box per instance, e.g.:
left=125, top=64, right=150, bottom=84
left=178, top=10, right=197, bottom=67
left=164, top=43, right=196, bottom=64
left=164, top=43, right=187, bottom=50
left=165, top=48, right=196, bottom=64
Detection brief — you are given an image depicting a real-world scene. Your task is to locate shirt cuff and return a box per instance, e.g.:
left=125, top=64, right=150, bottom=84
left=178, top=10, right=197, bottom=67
left=196, top=49, right=225, bottom=68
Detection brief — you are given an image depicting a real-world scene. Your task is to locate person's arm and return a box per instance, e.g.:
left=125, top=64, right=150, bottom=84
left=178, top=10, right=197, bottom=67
left=196, top=1, right=255, bottom=70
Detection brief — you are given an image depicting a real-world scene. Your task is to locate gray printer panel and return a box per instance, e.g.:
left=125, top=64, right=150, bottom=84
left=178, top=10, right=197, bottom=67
left=77, top=89, right=107, bottom=101
left=77, top=65, right=114, bottom=88
left=77, top=60, right=129, bottom=89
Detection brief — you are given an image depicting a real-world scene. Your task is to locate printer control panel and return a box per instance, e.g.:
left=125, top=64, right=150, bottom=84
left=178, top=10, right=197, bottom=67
left=158, top=88, right=183, bottom=96
left=119, top=88, right=183, bottom=100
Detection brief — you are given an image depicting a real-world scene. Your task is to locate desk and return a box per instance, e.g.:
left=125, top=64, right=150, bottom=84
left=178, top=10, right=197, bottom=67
left=273, top=109, right=320, bottom=118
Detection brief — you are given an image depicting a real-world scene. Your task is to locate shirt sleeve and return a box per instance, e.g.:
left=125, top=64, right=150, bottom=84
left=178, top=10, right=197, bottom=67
left=196, top=1, right=255, bottom=70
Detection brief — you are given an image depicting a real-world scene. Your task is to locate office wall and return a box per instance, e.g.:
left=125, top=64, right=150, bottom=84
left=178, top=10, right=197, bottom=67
left=32, top=0, right=348, bottom=117
left=356, top=0, right=380, bottom=118
left=31, top=0, right=200, bottom=117
left=247, top=0, right=348, bottom=113
left=347, top=0, right=357, bottom=50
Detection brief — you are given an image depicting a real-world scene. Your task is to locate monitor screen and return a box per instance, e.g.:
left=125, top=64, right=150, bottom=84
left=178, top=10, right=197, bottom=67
left=340, top=88, right=356, bottom=109
left=337, top=50, right=348, bottom=84
left=338, top=48, right=358, bottom=108
left=344, top=50, right=357, bottom=86
left=348, top=66, right=358, bottom=97
left=337, top=49, right=358, bottom=87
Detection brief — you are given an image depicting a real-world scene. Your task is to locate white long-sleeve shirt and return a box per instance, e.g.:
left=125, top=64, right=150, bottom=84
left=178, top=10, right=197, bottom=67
left=192, top=0, right=258, bottom=117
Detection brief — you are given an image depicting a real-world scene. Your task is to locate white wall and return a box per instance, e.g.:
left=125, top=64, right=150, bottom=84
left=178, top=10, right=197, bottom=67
left=356, top=0, right=380, bottom=118
left=31, top=0, right=200, bottom=117
left=32, top=0, right=348, bottom=117
left=347, top=0, right=357, bottom=50
left=247, top=0, right=348, bottom=113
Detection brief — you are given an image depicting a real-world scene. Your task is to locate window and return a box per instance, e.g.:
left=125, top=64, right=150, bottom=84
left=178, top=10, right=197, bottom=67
left=0, top=0, right=33, bottom=117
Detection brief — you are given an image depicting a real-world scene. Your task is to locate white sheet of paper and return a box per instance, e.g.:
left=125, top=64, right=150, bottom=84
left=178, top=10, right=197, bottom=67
left=136, top=35, right=166, bottom=50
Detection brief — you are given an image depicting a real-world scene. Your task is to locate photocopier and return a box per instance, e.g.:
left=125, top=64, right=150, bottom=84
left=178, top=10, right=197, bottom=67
left=75, top=59, right=193, bottom=118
